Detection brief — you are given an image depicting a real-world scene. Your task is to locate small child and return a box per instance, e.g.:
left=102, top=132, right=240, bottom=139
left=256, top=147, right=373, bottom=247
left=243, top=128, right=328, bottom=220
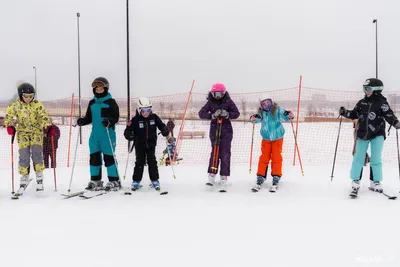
left=5, top=83, right=54, bottom=194
left=339, top=78, right=400, bottom=197
left=124, top=97, right=170, bottom=191
left=198, top=83, right=240, bottom=192
left=250, top=98, right=294, bottom=192
left=77, top=77, right=120, bottom=192
left=161, top=136, right=181, bottom=166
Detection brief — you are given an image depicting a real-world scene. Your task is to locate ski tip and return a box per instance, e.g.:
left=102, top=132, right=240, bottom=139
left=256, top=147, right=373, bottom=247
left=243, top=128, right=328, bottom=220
left=124, top=192, right=132, bottom=195
left=160, top=191, right=168, bottom=195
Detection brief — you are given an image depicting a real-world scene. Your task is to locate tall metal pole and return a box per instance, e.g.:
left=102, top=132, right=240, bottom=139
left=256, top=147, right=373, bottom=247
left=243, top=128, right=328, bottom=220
left=77, top=12, right=82, bottom=144
left=126, top=0, right=132, bottom=151
left=373, top=19, right=378, bottom=79
left=33, top=66, right=37, bottom=98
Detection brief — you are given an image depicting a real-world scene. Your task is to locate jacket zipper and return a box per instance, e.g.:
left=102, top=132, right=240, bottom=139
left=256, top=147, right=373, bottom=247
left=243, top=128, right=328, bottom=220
left=363, top=102, right=372, bottom=139
left=146, top=120, right=149, bottom=149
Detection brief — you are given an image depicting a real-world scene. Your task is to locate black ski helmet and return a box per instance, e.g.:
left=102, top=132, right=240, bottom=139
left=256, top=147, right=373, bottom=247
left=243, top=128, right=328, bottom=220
left=17, top=83, right=35, bottom=100
left=92, top=77, right=109, bottom=98
left=363, top=78, right=384, bottom=92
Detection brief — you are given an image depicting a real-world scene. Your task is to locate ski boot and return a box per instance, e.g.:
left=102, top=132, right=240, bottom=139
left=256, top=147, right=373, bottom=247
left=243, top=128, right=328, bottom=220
left=105, top=180, right=121, bottom=192
left=206, top=173, right=216, bottom=186
left=151, top=180, right=161, bottom=191
left=36, top=172, right=44, bottom=191
left=252, top=176, right=266, bottom=192
left=369, top=180, right=383, bottom=193
left=131, top=181, right=141, bottom=191
left=349, top=180, right=360, bottom=198
left=85, top=180, right=104, bottom=191
left=269, top=176, right=280, bottom=193
left=219, top=176, right=227, bottom=193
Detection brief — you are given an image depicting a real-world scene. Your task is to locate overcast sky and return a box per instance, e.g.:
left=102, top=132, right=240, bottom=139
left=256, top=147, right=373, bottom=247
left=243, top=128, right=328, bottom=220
left=1, top=0, right=399, bottom=100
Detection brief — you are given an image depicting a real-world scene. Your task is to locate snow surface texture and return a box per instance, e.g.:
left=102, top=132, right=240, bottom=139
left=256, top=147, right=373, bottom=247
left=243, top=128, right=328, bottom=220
left=0, top=122, right=400, bottom=267
left=0, top=164, right=399, bottom=267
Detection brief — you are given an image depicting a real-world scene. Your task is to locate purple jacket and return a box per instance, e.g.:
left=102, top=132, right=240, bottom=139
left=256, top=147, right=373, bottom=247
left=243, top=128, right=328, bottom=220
left=198, top=92, right=240, bottom=140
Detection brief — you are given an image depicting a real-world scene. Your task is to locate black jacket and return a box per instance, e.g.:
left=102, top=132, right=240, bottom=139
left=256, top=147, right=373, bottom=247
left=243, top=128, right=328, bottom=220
left=343, top=92, right=398, bottom=140
left=80, top=95, right=120, bottom=130
left=124, top=111, right=169, bottom=146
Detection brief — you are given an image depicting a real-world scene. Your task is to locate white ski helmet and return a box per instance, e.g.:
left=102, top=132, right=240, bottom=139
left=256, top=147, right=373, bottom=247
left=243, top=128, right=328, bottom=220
left=137, top=97, right=152, bottom=114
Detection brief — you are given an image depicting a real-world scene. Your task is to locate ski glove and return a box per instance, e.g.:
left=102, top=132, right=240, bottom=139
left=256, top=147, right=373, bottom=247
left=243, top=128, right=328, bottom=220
left=46, top=125, right=56, bottom=137
left=124, top=129, right=135, bottom=141
left=102, top=119, right=111, bottom=128
left=250, top=114, right=262, bottom=122
left=7, top=126, right=15, bottom=136
left=339, top=106, right=347, bottom=116
left=77, top=118, right=84, bottom=126
left=161, top=126, right=170, bottom=137
left=212, top=109, right=222, bottom=119
left=283, top=110, right=295, bottom=119
left=219, top=109, right=229, bottom=119
left=394, top=121, right=400, bottom=129
left=212, top=109, right=229, bottom=119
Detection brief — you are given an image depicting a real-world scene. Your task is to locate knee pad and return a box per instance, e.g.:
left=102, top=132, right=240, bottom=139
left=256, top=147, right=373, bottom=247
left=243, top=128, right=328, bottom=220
left=90, top=152, right=102, bottom=166
left=103, top=154, right=115, bottom=167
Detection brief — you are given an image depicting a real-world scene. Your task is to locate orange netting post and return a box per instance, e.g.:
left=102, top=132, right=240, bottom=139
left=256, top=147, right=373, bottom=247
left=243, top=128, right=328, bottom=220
left=173, top=79, right=195, bottom=164
left=293, top=75, right=302, bottom=166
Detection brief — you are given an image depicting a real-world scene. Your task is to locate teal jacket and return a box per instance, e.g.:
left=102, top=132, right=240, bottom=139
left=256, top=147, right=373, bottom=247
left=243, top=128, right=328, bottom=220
left=252, top=106, right=290, bottom=141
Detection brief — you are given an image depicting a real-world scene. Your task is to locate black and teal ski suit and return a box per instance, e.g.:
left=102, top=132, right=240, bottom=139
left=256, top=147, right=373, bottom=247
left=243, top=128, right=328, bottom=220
left=80, top=93, right=120, bottom=181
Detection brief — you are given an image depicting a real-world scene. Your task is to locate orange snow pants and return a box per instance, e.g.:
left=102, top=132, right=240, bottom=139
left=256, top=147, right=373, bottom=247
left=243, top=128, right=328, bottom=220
left=257, top=138, right=284, bottom=177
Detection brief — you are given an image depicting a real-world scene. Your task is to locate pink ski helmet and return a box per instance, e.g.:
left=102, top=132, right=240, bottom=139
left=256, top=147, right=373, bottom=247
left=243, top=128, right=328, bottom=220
left=210, top=83, right=226, bottom=99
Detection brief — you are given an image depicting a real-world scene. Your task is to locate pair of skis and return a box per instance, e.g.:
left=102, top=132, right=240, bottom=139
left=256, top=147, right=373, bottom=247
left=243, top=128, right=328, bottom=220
left=11, top=178, right=42, bottom=200
left=124, top=184, right=168, bottom=195
left=206, top=182, right=227, bottom=193
left=251, top=184, right=278, bottom=193
left=61, top=190, right=108, bottom=199
left=349, top=187, right=397, bottom=200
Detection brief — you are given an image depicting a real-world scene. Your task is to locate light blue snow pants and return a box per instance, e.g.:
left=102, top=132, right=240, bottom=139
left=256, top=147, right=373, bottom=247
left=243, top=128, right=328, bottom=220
left=350, top=136, right=384, bottom=181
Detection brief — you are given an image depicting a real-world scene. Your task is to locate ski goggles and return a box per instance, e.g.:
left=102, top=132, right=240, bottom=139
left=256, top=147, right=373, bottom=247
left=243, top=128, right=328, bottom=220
left=92, top=81, right=106, bottom=88
left=140, top=107, right=152, bottom=114
left=261, top=98, right=272, bottom=111
left=363, top=86, right=383, bottom=94
left=22, top=93, right=34, bottom=99
left=212, top=91, right=225, bottom=99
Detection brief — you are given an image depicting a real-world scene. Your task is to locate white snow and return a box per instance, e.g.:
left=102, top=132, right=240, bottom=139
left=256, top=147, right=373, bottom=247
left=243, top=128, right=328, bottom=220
left=0, top=163, right=399, bottom=267
left=0, top=122, right=399, bottom=267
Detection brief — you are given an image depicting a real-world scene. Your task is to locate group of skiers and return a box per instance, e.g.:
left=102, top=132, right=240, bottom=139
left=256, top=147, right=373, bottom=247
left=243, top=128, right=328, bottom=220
left=3, top=77, right=400, bottom=197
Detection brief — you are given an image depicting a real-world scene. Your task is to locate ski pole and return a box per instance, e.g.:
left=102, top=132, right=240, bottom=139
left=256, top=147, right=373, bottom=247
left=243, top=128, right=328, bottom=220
left=290, top=119, right=304, bottom=176
left=105, top=127, right=120, bottom=179
left=11, top=132, right=16, bottom=194
left=211, top=118, right=223, bottom=173
left=67, top=129, right=80, bottom=193
left=330, top=116, right=342, bottom=181
left=51, top=135, right=57, bottom=191
left=123, top=141, right=135, bottom=179
left=249, top=122, right=255, bottom=173
left=396, top=129, right=400, bottom=185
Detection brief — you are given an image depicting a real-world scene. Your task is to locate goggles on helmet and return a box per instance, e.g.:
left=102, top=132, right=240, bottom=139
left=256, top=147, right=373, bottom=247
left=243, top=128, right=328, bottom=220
left=22, top=93, right=34, bottom=99
left=261, top=98, right=272, bottom=111
left=363, top=86, right=383, bottom=94
left=92, top=81, right=106, bottom=88
left=140, top=107, right=152, bottom=114
left=212, top=91, right=225, bottom=99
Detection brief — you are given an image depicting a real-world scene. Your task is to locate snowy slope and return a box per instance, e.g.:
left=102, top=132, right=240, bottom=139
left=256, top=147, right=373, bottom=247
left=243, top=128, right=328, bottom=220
left=0, top=163, right=399, bottom=267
